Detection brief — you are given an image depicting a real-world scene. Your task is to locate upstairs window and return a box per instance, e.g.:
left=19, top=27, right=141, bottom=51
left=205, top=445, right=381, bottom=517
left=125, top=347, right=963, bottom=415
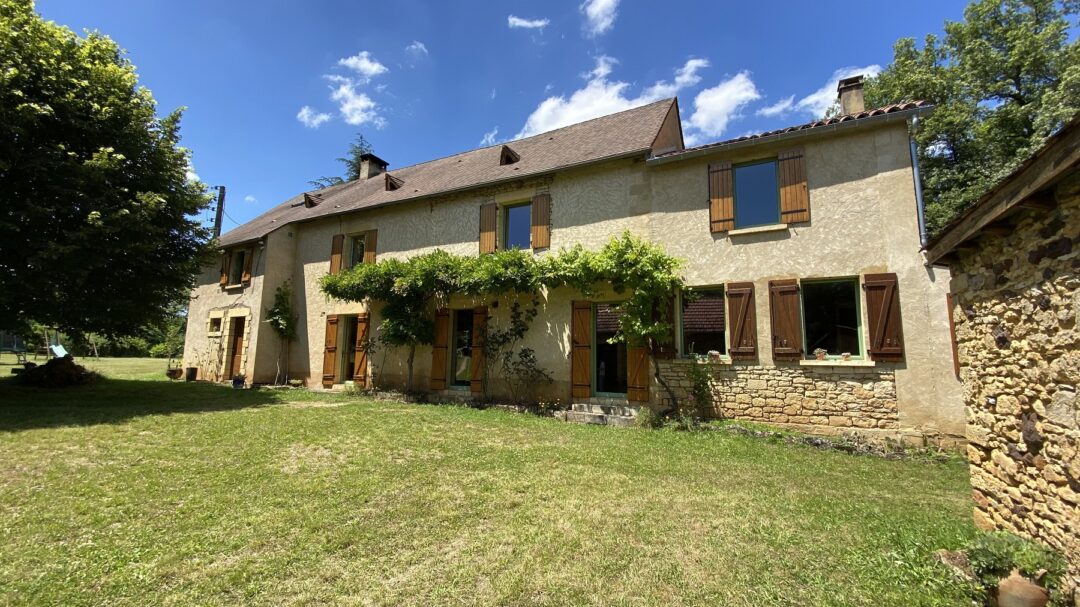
left=681, top=288, right=726, bottom=356
left=733, top=160, right=780, bottom=228
left=347, top=234, right=366, bottom=269
left=503, top=203, right=531, bottom=250
left=227, top=250, right=247, bottom=286
left=801, top=278, right=862, bottom=358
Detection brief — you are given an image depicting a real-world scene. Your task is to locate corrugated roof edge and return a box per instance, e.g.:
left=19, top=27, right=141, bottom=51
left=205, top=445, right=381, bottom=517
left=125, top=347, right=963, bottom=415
left=647, top=101, right=932, bottom=166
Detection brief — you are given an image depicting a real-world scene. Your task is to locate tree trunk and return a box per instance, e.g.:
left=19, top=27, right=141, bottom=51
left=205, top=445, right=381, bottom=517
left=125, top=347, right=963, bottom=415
left=650, top=339, right=679, bottom=414
left=406, top=344, right=416, bottom=393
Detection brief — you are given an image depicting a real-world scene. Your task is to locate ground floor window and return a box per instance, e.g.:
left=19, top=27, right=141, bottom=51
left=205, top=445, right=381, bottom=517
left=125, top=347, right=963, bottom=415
left=681, top=288, right=726, bottom=356
left=801, top=278, right=861, bottom=357
left=594, top=303, right=627, bottom=395
left=451, top=309, right=474, bottom=387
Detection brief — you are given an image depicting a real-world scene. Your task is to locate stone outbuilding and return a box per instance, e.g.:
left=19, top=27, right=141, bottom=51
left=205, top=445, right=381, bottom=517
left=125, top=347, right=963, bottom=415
left=927, top=116, right=1080, bottom=584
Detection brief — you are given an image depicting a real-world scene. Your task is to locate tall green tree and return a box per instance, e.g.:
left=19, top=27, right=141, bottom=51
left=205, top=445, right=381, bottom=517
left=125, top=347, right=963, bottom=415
left=865, top=0, right=1079, bottom=235
left=0, top=0, right=212, bottom=335
left=309, top=133, right=374, bottom=189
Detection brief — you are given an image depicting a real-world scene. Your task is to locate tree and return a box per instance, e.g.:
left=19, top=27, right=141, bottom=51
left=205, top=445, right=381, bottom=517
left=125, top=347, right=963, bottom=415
left=0, top=0, right=212, bottom=335
left=309, top=133, right=374, bottom=189
left=864, top=0, right=1079, bottom=235
left=265, top=280, right=298, bottom=384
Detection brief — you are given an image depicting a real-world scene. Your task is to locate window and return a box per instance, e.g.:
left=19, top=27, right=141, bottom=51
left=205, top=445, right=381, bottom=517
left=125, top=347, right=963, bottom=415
left=227, top=250, right=246, bottom=285
left=681, top=288, right=726, bottom=356
left=208, top=317, right=222, bottom=334
left=347, top=234, right=366, bottom=269
left=503, top=203, right=531, bottom=250
left=451, top=309, right=474, bottom=388
left=801, top=279, right=861, bottom=357
left=734, top=160, right=780, bottom=228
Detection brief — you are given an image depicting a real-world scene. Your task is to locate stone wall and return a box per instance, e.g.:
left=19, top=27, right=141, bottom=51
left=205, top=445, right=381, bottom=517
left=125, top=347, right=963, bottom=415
left=950, top=172, right=1079, bottom=581
left=657, top=359, right=901, bottom=436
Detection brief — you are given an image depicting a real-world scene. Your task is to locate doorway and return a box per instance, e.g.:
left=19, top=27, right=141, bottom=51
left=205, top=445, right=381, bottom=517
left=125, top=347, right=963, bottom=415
left=339, top=315, right=359, bottom=383
left=451, top=309, right=474, bottom=388
left=594, top=304, right=627, bottom=395
left=226, top=316, right=245, bottom=378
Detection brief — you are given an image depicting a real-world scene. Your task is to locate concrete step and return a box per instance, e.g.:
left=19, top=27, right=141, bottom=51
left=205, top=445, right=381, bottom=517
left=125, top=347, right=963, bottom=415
left=563, top=410, right=638, bottom=428
left=571, top=402, right=640, bottom=417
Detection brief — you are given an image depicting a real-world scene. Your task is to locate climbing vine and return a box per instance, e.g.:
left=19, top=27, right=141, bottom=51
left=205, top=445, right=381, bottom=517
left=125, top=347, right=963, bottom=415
left=265, top=280, right=298, bottom=384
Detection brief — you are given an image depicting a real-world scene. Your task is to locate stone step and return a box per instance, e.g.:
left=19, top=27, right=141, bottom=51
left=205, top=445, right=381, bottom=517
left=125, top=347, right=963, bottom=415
left=571, top=402, right=640, bottom=417
left=562, top=410, right=638, bottom=428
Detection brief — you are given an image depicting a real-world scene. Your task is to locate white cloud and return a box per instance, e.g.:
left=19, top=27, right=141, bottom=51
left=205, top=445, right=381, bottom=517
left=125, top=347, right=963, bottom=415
left=685, top=71, right=761, bottom=138
left=756, top=95, right=794, bottom=118
left=480, top=126, right=499, bottom=146
left=327, top=75, right=383, bottom=127
left=490, top=88, right=497, bottom=99
left=296, top=105, right=332, bottom=128
left=337, top=51, right=388, bottom=82
left=515, top=56, right=705, bottom=139
left=580, top=0, right=619, bottom=36
left=508, top=15, right=550, bottom=29
left=405, top=41, right=428, bottom=57
left=243, top=195, right=257, bottom=203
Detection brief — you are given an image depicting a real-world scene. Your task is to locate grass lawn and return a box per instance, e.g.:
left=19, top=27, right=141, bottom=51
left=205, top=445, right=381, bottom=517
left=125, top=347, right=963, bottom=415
left=0, top=358, right=975, bottom=606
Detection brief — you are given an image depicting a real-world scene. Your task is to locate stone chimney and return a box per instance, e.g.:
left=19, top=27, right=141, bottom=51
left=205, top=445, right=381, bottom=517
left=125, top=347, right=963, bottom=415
left=358, top=153, right=388, bottom=180
left=837, top=75, right=866, bottom=115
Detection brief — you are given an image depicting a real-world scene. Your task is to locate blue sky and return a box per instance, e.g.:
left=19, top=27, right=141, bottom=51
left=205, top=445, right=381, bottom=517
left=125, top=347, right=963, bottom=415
left=38, top=0, right=968, bottom=229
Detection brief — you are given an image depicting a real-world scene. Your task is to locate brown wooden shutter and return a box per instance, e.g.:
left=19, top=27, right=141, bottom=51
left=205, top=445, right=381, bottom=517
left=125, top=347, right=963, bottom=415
left=709, top=161, right=734, bottom=233
left=321, top=315, right=339, bottom=388
left=531, top=193, right=551, bottom=249
left=241, top=248, right=253, bottom=285
left=329, top=234, right=345, bottom=275
left=571, top=301, right=592, bottom=399
left=726, top=282, right=757, bottom=359
left=778, top=148, right=810, bottom=224
left=651, top=298, right=677, bottom=359
left=430, top=308, right=450, bottom=390
left=864, top=273, right=904, bottom=360
left=363, top=230, right=378, bottom=264
left=353, top=313, right=369, bottom=385
left=479, top=203, right=497, bottom=254
left=219, top=253, right=229, bottom=286
left=769, top=279, right=803, bottom=359
left=470, top=306, right=487, bottom=394
left=627, top=346, right=650, bottom=403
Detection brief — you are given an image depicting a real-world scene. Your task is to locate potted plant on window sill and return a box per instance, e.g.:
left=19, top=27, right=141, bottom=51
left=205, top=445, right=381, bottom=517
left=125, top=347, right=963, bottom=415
left=231, top=374, right=246, bottom=389
left=813, top=348, right=828, bottom=361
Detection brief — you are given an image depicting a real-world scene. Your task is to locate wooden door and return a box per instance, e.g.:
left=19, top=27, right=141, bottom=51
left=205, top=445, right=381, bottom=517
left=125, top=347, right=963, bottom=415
left=353, top=314, right=369, bottom=386
left=571, top=301, right=592, bottom=399
left=227, top=317, right=245, bottom=378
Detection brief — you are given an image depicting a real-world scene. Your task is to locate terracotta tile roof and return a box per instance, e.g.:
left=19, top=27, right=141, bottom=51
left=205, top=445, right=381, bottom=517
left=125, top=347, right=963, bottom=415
left=218, top=98, right=677, bottom=247
left=653, top=101, right=931, bottom=160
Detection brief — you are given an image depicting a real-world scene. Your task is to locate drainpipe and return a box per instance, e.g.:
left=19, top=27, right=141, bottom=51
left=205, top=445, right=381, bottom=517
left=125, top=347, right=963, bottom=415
left=909, top=116, right=929, bottom=250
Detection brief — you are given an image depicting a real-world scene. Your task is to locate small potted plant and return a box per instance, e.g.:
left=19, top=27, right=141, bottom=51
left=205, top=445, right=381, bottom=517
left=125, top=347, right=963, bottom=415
left=841, top=352, right=852, bottom=362
left=813, top=348, right=828, bottom=361
left=231, top=374, right=246, bottom=389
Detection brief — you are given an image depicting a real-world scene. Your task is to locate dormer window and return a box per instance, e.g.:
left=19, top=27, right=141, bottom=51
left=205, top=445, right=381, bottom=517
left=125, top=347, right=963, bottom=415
left=499, top=145, right=520, bottom=166
left=384, top=173, right=404, bottom=191
left=303, top=192, right=321, bottom=208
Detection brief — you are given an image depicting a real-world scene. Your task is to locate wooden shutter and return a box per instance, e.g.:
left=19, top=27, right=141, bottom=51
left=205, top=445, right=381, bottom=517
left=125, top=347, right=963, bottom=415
left=363, top=230, right=378, bottom=264
left=708, top=161, right=734, bottom=233
left=321, top=315, right=339, bottom=388
left=470, top=306, right=487, bottom=393
left=479, top=203, right=497, bottom=254
left=430, top=308, right=450, bottom=390
left=651, top=298, right=677, bottom=359
left=531, top=193, right=551, bottom=249
left=353, top=313, right=369, bottom=385
left=219, top=253, right=229, bottom=286
left=769, top=279, right=803, bottom=359
left=864, top=273, right=904, bottom=360
left=726, top=282, right=757, bottom=359
left=329, top=234, right=345, bottom=275
left=627, top=346, right=650, bottom=403
left=240, top=248, right=253, bottom=285
left=571, top=301, right=592, bottom=399
left=778, top=148, right=810, bottom=224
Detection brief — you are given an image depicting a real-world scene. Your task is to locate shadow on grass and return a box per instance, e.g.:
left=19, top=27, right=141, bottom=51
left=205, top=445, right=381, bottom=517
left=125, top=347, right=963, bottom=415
left=0, top=378, right=284, bottom=431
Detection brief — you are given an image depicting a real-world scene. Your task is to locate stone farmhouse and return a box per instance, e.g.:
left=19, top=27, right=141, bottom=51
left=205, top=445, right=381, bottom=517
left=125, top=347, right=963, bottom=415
left=183, top=77, right=964, bottom=444
left=927, top=117, right=1079, bottom=582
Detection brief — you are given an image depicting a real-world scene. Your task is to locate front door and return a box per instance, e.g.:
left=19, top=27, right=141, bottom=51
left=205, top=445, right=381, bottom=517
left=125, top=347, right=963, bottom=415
left=339, top=315, right=358, bottom=383
left=227, top=316, right=245, bottom=378
left=594, top=304, right=627, bottom=395
left=450, top=309, right=474, bottom=387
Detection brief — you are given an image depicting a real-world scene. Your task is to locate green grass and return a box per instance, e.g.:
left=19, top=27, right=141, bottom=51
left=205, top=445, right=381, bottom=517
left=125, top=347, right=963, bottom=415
left=0, top=358, right=975, bottom=606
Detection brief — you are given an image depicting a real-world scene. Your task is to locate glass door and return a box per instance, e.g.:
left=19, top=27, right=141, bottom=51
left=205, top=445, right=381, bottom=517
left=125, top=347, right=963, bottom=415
left=451, top=309, right=474, bottom=388
left=594, top=304, right=627, bottom=395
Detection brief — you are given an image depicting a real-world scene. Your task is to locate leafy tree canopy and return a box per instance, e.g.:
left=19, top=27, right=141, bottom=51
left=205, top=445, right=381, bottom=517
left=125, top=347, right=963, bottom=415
left=309, top=133, right=374, bottom=189
left=865, top=0, right=1079, bottom=235
left=0, top=0, right=212, bottom=335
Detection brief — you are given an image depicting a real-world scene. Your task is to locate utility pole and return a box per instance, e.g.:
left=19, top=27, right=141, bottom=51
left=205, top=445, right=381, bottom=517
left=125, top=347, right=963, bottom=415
left=212, top=185, right=226, bottom=238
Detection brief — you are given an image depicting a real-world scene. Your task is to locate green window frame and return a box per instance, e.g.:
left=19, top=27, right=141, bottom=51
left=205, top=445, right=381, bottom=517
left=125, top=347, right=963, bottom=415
left=799, top=277, right=864, bottom=359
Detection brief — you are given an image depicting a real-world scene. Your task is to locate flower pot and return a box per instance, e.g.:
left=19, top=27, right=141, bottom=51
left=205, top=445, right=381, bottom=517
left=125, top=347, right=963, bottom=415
left=997, top=569, right=1048, bottom=607
left=165, top=368, right=183, bottom=380
left=815, top=352, right=826, bottom=361
left=231, top=377, right=245, bottom=389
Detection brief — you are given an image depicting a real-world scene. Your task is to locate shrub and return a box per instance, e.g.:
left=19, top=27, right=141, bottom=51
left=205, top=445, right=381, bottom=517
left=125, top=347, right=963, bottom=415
left=966, top=531, right=1068, bottom=605
left=636, top=406, right=664, bottom=429
left=15, top=356, right=99, bottom=388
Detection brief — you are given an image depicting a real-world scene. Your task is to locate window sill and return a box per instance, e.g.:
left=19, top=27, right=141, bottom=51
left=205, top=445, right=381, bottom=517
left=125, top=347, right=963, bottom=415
left=223, top=283, right=245, bottom=290
left=728, top=223, right=789, bottom=236
left=798, top=359, right=875, bottom=368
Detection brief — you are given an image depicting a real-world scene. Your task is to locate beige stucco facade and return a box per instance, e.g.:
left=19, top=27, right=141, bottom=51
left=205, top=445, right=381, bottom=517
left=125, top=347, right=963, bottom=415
left=183, top=116, right=963, bottom=442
